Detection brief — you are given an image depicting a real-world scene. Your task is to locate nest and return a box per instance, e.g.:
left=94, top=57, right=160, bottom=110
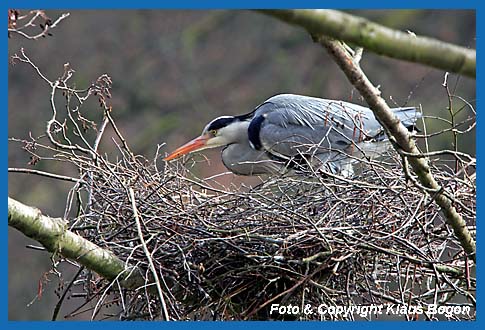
left=63, top=150, right=472, bottom=320
left=18, top=135, right=476, bottom=320
left=9, top=58, right=476, bottom=320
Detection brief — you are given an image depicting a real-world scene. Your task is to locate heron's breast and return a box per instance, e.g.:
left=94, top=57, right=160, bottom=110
left=221, top=144, right=285, bottom=176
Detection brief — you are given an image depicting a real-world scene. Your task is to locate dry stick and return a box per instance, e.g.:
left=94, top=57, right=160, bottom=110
left=52, top=266, right=85, bottom=321
left=8, top=167, right=86, bottom=184
left=317, top=37, right=475, bottom=263
left=106, top=109, right=133, bottom=157
left=128, top=187, right=170, bottom=321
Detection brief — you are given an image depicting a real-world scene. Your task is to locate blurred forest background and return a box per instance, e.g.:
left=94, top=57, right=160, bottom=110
left=8, top=10, right=475, bottom=320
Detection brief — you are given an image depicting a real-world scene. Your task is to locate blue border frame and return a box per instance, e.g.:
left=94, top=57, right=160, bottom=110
left=4, top=0, right=480, bottom=328
left=1, top=0, right=480, bottom=9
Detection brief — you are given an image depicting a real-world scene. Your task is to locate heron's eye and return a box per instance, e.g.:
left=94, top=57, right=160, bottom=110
left=209, top=129, right=217, bottom=136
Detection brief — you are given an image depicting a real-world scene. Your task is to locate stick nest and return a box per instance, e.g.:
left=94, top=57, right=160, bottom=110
left=76, top=149, right=475, bottom=320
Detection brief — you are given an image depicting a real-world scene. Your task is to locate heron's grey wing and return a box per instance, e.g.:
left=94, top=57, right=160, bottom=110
left=252, top=94, right=384, bottom=159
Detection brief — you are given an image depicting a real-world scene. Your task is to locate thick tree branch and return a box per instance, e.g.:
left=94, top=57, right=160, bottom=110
left=8, top=197, right=146, bottom=290
left=320, top=37, right=476, bottom=263
left=260, top=9, right=476, bottom=78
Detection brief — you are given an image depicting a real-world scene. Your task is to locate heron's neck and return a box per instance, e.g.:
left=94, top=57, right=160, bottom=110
left=220, top=120, right=251, bottom=145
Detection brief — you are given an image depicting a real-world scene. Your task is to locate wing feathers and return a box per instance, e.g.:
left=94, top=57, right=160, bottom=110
left=249, top=94, right=420, bottom=163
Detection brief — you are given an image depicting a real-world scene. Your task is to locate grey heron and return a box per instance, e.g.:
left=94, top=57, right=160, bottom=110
left=164, top=94, right=421, bottom=176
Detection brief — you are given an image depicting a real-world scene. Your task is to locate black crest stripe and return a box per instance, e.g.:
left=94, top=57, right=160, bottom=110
left=207, top=117, right=236, bottom=131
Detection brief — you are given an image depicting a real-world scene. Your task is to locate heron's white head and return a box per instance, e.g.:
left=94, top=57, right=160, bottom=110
left=164, top=116, right=249, bottom=161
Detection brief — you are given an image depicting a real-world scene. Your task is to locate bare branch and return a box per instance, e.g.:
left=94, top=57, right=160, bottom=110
left=128, top=187, right=170, bottom=320
left=8, top=167, right=85, bottom=183
left=8, top=10, right=70, bottom=40
left=259, top=9, right=475, bottom=78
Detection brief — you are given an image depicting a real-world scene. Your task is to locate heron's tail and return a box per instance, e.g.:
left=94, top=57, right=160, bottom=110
left=391, top=107, right=422, bottom=131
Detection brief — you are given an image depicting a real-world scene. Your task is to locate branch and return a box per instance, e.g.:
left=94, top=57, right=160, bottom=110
left=8, top=10, right=70, bottom=40
left=128, top=187, right=170, bottom=320
left=8, top=197, right=146, bottom=290
left=321, top=37, right=476, bottom=263
left=259, top=11, right=476, bottom=264
left=9, top=167, right=86, bottom=184
left=259, top=9, right=475, bottom=78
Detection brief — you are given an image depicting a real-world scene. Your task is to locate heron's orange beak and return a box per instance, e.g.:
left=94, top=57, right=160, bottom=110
left=163, top=135, right=210, bottom=161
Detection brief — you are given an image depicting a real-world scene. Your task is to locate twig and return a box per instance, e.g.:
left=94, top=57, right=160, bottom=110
left=52, top=266, right=85, bottom=320
left=8, top=167, right=86, bottom=184
left=128, top=187, right=170, bottom=321
left=8, top=11, right=70, bottom=40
